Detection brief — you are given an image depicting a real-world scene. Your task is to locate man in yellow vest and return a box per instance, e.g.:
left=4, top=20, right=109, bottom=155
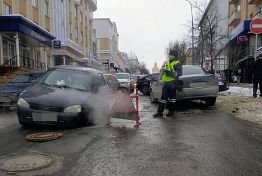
left=153, top=49, right=182, bottom=118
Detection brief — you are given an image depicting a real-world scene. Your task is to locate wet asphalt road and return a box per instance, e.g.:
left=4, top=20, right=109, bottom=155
left=0, top=95, right=262, bottom=176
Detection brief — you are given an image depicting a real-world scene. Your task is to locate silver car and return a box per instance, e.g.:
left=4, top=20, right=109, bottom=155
left=150, top=65, right=219, bottom=106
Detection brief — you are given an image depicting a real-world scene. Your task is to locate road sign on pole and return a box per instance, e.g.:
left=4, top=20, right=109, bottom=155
left=250, top=18, right=262, bottom=57
left=250, top=18, right=262, bottom=34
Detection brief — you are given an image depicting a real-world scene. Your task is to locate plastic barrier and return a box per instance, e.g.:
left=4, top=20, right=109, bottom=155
left=110, top=83, right=141, bottom=127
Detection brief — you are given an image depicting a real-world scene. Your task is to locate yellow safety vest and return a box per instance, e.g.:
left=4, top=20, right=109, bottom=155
left=161, top=60, right=180, bottom=82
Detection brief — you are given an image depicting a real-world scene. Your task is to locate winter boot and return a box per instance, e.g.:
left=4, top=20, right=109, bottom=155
left=166, top=111, right=174, bottom=117
left=153, top=112, right=163, bottom=118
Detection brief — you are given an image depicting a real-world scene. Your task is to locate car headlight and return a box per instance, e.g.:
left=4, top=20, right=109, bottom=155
left=17, top=98, right=30, bottom=108
left=64, top=105, right=82, bottom=113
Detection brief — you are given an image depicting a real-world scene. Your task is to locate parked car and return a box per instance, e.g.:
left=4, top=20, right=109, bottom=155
left=0, top=71, right=44, bottom=108
left=17, top=66, right=109, bottom=128
left=137, top=73, right=159, bottom=95
left=104, top=74, right=120, bottom=92
left=114, top=73, right=133, bottom=92
left=150, top=65, right=219, bottom=106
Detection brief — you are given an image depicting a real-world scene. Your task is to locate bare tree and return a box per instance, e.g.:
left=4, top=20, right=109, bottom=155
left=188, top=0, right=228, bottom=73
left=166, top=40, right=188, bottom=65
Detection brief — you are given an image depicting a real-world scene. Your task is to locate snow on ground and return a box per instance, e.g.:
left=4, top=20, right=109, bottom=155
left=220, top=86, right=259, bottom=97
left=217, top=86, right=262, bottom=126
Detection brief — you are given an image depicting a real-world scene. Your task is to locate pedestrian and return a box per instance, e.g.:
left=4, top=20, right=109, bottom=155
left=153, top=49, right=183, bottom=118
left=236, top=67, right=241, bottom=85
left=252, top=48, right=262, bottom=98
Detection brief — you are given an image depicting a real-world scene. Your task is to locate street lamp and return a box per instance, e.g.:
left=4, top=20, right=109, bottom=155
left=185, top=0, right=195, bottom=65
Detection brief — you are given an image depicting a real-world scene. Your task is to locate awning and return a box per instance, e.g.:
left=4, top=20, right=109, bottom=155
left=228, top=20, right=251, bottom=40
left=0, top=15, right=55, bottom=47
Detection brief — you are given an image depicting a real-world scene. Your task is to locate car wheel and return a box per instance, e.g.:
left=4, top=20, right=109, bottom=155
left=19, top=120, right=31, bottom=127
left=205, top=97, right=216, bottom=106
left=150, top=90, right=157, bottom=104
left=142, top=85, right=150, bottom=95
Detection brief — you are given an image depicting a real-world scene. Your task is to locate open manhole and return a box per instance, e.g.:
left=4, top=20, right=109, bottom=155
left=26, top=132, right=63, bottom=142
left=0, top=153, right=53, bottom=173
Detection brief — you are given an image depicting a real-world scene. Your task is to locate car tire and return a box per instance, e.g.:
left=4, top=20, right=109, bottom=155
left=150, top=90, right=158, bottom=104
left=141, top=85, right=150, bottom=95
left=19, top=120, right=31, bottom=127
left=205, top=97, right=216, bottom=106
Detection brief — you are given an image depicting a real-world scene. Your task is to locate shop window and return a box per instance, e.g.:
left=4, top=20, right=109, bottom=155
left=3, top=3, right=11, bottom=15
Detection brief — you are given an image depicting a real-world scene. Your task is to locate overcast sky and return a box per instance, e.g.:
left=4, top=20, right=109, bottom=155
left=94, top=0, right=198, bottom=72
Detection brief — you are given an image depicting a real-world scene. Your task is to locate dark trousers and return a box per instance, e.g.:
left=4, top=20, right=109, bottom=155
left=253, top=80, right=262, bottom=97
left=157, top=81, right=176, bottom=114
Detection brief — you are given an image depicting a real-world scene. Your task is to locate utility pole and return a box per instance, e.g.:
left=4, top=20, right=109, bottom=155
left=186, top=0, right=195, bottom=65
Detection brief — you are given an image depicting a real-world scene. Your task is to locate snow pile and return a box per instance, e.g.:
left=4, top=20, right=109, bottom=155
left=220, top=86, right=259, bottom=97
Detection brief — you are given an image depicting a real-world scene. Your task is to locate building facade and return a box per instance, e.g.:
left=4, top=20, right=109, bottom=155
left=198, top=0, right=229, bottom=71
left=51, top=0, right=99, bottom=68
left=0, top=0, right=55, bottom=71
left=93, top=18, right=120, bottom=73
left=227, top=0, right=262, bottom=83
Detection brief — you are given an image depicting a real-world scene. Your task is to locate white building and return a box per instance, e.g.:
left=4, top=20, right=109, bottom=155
left=93, top=18, right=120, bottom=73
left=51, top=0, right=99, bottom=67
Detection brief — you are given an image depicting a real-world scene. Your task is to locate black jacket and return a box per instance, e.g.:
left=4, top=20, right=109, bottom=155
left=252, top=59, right=262, bottom=81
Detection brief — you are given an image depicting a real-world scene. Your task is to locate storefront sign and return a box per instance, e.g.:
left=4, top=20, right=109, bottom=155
left=53, top=40, right=61, bottom=48
left=237, top=36, right=248, bottom=43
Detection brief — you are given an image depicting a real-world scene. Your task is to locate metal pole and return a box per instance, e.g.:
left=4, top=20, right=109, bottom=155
left=15, top=33, right=20, bottom=67
left=186, top=0, right=194, bottom=65
left=44, top=46, right=47, bottom=70
left=255, top=34, right=258, bottom=60
left=63, top=56, right=66, bottom=65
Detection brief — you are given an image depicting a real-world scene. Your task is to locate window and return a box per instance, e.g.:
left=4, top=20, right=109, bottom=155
left=32, top=0, right=38, bottom=8
left=80, top=32, right=83, bottom=43
left=69, top=23, right=72, bottom=34
left=80, top=12, right=83, bottom=24
left=3, top=3, right=11, bottom=15
left=236, top=4, right=240, bottom=12
left=44, top=1, right=49, bottom=16
left=74, top=5, right=77, bottom=18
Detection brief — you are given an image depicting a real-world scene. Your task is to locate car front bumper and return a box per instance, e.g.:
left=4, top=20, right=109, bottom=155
left=17, top=107, right=86, bottom=127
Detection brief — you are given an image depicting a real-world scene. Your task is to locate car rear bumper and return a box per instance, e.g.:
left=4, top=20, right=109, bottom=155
left=178, top=86, right=219, bottom=100
left=17, top=107, right=85, bottom=127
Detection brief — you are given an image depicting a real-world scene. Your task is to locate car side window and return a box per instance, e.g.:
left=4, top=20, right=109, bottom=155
left=98, top=73, right=106, bottom=86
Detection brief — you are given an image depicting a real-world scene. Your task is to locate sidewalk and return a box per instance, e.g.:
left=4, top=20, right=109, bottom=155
left=217, top=83, right=262, bottom=126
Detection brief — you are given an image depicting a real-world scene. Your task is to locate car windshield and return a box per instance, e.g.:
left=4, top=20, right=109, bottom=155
left=39, top=69, right=92, bottom=91
left=10, top=75, right=32, bottom=83
left=182, top=66, right=206, bottom=75
left=114, top=74, right=130, bottom=80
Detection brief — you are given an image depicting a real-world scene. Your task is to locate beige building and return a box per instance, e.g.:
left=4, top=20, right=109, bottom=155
left=228, top=0, right=262, bottom=83
left=93, top=18, right=120, bottom=73
left=0, top=0, right=55, bottom=71
left=185, top=48, right=193, bottom=65
left=52, top=0, right=99, bottom=68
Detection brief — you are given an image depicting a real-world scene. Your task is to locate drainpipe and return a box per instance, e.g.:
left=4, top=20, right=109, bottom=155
left=15, top=33, right=20, bottom=67
left=0, top=33, right=2, bottom=65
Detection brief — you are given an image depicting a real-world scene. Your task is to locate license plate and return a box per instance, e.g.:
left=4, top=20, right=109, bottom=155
left=0, top=97, right=11, bottom=103
left=32, top=113, right=57, bottom=122
left=190, top=82, right=207, bottom=88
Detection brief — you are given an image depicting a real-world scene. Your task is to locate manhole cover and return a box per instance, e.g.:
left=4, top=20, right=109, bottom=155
left=26, top=132, right=63, bottom=142
left=0, top=153, right=53, bottom=173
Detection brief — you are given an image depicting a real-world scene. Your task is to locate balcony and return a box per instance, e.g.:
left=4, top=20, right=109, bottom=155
left=89, top=0, right=97, bottom=12
left=248, top=0, right=261, bottom=5
left=229, top=0, right=239, bottom=5
left=229, top=11, right=240, bottom=26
